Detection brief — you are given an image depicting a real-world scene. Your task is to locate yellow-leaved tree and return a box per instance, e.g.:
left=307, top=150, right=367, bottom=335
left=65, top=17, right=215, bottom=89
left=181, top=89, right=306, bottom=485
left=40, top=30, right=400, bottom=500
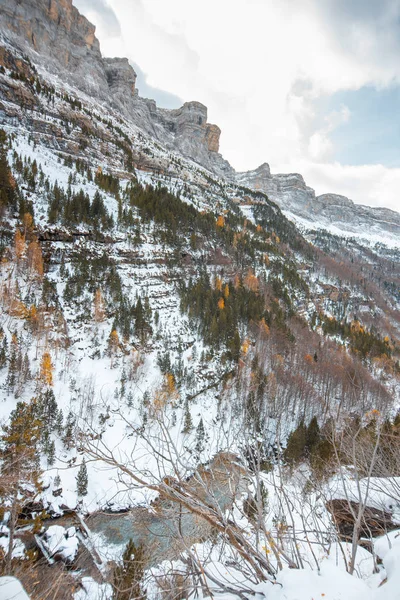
left=214, top=275, right=223, bottom=292
left=39, top=351, right=54, bottom=387
left=22, top=212, right=33, bottom=236
left=152, top=373, right=178, bottom=415
left=244, top=269, right=259, bottom=292
left=233, top=274, right=241, bottom=290
left=109, top=329, right=119, bottom=367
left=216, top=215, right=225, bottom=228
left=259, top=318, right=270, bottom=338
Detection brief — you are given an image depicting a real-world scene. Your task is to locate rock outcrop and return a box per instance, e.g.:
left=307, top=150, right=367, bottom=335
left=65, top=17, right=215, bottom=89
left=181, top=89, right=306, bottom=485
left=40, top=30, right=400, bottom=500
left=237, top=165, right=315, bottom=210
left=104, top=57, right=137, bottom=101
left=156, top=102, right=231, bottom=177
left=315, top=194, right=400, bottom=236
left=272, top=173, right=316, bottom=211
left=205, top=124, right=221, bottom=153
left=236, top=163, right=278, bottom=197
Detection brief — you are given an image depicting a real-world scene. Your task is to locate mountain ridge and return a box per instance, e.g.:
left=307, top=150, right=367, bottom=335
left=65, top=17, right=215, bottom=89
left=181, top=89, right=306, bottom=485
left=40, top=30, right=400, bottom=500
left=1, top=0, right=399, bottom=245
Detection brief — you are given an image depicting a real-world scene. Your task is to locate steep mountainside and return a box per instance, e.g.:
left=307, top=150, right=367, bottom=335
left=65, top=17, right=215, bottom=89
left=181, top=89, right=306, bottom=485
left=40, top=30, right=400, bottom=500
left=0, top=1, right=399, bottom=599
left=2, top=0, right=398, bottom=245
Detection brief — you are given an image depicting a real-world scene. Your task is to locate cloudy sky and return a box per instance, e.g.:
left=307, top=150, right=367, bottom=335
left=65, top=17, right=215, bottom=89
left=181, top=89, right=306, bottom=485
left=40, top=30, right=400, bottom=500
left=74, top=0, right=400, bottom=212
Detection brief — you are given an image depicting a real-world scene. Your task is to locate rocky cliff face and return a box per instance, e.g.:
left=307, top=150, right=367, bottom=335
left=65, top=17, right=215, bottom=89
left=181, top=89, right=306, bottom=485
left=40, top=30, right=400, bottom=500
left=0, top=0, right=232, bottom=178
left=315, top=194, right=400, bottom=236
left=236, top=163, right=278, bottom=196
left=104, top=57, right=137, bottom=101
left=156, top=102, right=232, bottom=177
left=205, top=124, right=221, bottom=153
left=0, top=0, right=108, bottom=94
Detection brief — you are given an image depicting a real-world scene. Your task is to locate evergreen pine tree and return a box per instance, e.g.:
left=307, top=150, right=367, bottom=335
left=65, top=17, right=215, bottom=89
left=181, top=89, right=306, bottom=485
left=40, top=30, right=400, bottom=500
left=195, top=418, right=205, bottom=458
left=0, top=335, right=8, bottom=368
left=63, top=411, right=76, bottom=449
left=182, top=399, right=193, bottom=434
left=38, top=389, right=58, bottom=431
left=0, top=400, right=42, bottom=573
left=284, top=421, right=307, bottom=467
left=0, top=129, right=16, bottom=214
left=76, top=458, right=88, bottom=496
left=55, top=409, right=64, bottom=436
left=6, top=339, right=17, bottom=392
left=46, top=439, right=56, bottom=467
left=306, top=416, right=320, bottom=455
left=22, top=352, right=31, bottom=384
left=229, top=329, right=241, bottom=362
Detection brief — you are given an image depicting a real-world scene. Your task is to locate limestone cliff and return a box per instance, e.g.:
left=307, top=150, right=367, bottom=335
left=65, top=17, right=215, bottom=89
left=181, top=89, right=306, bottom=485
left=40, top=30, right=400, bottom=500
left=104, top=57, right=137, bottom=100
left=0, top=0, right=232, bottom=178
left=0, top=0, right=108, bottom=94
left=156, top=102, right=230, bottom=176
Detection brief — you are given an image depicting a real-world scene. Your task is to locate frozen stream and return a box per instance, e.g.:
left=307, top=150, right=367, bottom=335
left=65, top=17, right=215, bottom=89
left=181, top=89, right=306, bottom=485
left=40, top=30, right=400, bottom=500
left=86, top=452, right=247, bottom=565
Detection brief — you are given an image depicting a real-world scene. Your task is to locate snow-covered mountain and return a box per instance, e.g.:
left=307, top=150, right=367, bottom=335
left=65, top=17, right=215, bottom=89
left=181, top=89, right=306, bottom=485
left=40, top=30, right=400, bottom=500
left=1, top=0, right=399, bottom=247
left=0, top=1, right=399, bottom=599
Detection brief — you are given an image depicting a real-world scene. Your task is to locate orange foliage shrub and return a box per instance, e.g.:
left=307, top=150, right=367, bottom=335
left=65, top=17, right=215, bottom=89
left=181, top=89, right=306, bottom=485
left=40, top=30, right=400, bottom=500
left=233, top=274, right=241, bottom=290
left=241, top=339, right=250, bottom=354
left=214, top=276, right=223, bottom=292
left=259, top=318, right=270, bottom=338
left=153, top=373, right=178, bottom=414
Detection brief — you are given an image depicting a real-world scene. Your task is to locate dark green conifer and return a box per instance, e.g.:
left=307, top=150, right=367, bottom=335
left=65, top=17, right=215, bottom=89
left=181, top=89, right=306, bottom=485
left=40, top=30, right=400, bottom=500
left=306, top=416, right=320, bottom=455
left=76, top=458, right=88, bottom=496
left=182, top=399, right=193, bottom=434
left=284, top=421, right=307, bottom=467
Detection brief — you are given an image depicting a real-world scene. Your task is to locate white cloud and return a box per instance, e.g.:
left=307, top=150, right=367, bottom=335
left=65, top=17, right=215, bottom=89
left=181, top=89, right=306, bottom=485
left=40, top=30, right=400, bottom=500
left=308, top=105, right=350, bottom=161
left=74, top=0, right=400, bottom=212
